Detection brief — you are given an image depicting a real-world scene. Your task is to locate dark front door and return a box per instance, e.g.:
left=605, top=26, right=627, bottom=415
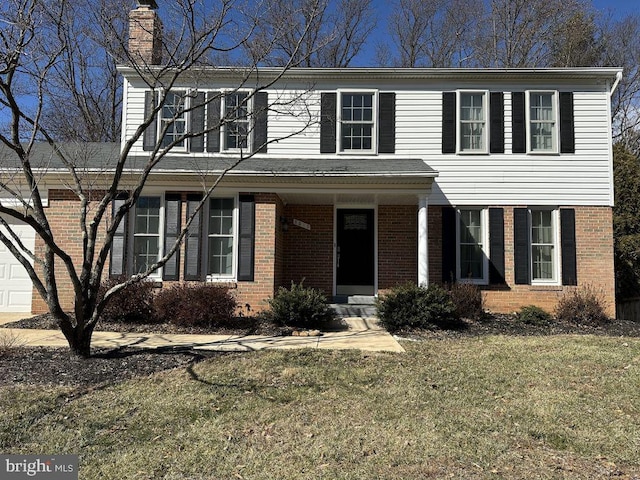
left=336, top=208, right=375, bottom=295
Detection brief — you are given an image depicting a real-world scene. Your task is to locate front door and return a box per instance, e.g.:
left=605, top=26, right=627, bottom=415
left=336, top=208, right=375, bottom=296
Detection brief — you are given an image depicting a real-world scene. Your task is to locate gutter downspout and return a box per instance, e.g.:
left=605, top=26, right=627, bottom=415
left=607, top=70, right=623, bottom=211
left=610, top=71, right=623, bottom=97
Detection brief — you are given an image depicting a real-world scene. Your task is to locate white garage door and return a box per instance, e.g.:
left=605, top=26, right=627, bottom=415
left=0, top=214, right=35, bottom=312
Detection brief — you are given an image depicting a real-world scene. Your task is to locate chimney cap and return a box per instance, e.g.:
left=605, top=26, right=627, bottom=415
left=136, top=0, right=158, bottom=9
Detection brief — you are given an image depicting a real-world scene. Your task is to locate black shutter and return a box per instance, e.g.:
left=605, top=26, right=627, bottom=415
left=163, top=194, right=181, bottom=281
left=143, top=91, right=158, bottom=151
left=206, top=92, right=221, bottom=153
left=378, top=92, right=395, bottom=153
left=442, top=92, right=456, bottom=154
left=490, top=92, right=505, bottom=154
left=252, top=91, right=268, bottom=153
left=560, top=208, right=577, bottom=285
left=513, top=208, right=530, bottom=284
left=110, top=197, right=129, bottom=277
left=441, top=206, right=456, bottom=282
left=184, top=194, right=203, bottom=280
left=237, top=195, right=255, bottom=282
left=489, top=208, right=505, bottom=284
left=512, top=92, right=526, bottom=154
left=560, top=92, right=575, bottom=154
left=320, top=93, right=337, bottom=153
left=191, top=92, right=206, bottom=152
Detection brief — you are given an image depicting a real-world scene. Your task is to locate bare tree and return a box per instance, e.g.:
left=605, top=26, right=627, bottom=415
left=253, top=0, right=376, bottom=67
left=0, top=0, right=318, bottom=357
left=383, top=0, right=477, bottom=67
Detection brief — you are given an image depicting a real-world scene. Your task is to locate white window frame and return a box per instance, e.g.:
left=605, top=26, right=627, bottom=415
left=130, top=194, right=164, bottom=280
left=529, top=208, right=560, bottom=284
left=159, top=90, right=189, bottom=152
left=526, top=90, right=559, bottom=154
left=457, top=90, right=489, bottom=154
left=456, top=208, right=489, bottom=284
left=337, top=90, right=378, bottom=154
left=205, top=194, right=238, bottom=282
left=221, top=91, right=252, bottom=153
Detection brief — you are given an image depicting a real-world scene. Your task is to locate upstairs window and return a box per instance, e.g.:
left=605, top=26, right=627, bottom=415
left=224, top=92, right=250, bottom=151
left=459, top=92, right=487, bottom=153
left=340, top=92, right=375, bottom=152
left=160, top=91, right=187, bottom=150
left=528, top=92, right=557, bottom=153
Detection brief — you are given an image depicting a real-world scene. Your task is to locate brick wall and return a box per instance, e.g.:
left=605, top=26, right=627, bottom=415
left=428, top=205, right=616, bottom=317
left=378, top=205, right=417, bottom=289
left=282, top=204, right=334, bottom=297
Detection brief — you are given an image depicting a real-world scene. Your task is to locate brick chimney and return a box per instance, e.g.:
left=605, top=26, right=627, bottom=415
left=129, top=0, right=163, bottom=65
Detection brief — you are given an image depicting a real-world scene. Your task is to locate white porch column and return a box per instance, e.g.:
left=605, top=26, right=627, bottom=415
left=418, top=195, right=429, bottom=286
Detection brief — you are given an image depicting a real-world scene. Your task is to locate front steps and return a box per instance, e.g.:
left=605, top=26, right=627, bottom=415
left=330, top=295, right=377, bottom=319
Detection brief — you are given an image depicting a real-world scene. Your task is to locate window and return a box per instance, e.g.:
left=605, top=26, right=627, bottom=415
left=457, top=209, right=488, bottom=283
left=340, top=92, right=375, bottom=152
left=459, top=92, right=487, bottom=152
left=531, top=209, right=556, bottom=281
left=208, top=198, right=235, bottom=276
left=224, top=92, right=250, bottom=150
left=133, top=196, right=161, bottom=274
left=160, top=91, right=187, bottom=149
left=528, top=91, right=557, bottom=153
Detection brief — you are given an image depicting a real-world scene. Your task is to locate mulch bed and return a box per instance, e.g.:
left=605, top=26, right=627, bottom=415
left=2, top=313, right=639, bottom=389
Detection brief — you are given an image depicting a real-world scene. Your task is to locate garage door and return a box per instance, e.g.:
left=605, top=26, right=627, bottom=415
left=0, top=215, right=35, bottom=312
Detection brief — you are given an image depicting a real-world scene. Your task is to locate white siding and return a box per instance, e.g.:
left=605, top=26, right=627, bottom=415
left=121, top=75, right=615, bottom=207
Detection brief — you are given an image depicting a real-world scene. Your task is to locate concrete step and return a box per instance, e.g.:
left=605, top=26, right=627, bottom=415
left=332, top=295, right=376, bottom=305
left=330, top=303, right=378, bottom=318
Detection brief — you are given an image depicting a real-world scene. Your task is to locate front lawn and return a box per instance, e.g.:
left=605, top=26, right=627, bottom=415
left=1, top=335, right=639, bottom=479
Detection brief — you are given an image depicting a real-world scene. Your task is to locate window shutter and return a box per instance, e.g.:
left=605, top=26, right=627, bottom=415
left=560, top=92, right=575, bottom=154
left=490, top=92, right=505, bottom=154
left=143, top=91, right=158, bottom=151
left=511, top=92, right=526, bottom=154
left=489, top=208, right=505, bottom=284
left=110, top=197, right=129, bottom=277
left=191, top=92, right=206, bottom=152
left=442, top=92, right=456, bottom=154
left=184, top=194, right=203, bottom=280
left=206, top=92, right=221, bottom=153
left=441, top=206, right=456, bottom=282
left=320, top=93, right=337, bottom=153
left=560, top=208, right=577, bottom=285
left=163, top=194, right=181, bottom=281
left=378, top=92, right=395, bottom=153
left=237, top=195, right=255, bottom=282
left=513, top=208, right=530, bottom=284
left=252, top=91, right=268, bottom=154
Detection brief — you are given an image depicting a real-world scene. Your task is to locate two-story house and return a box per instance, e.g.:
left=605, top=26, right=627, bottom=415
left=0, top=1, right=620, bottom=317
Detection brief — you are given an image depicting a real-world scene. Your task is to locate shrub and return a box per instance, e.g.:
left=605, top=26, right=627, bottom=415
left=154, top=283, right=238, bottom=328
left=517, top=305, right=553, bottom=326
left=448, top=282, right=483, bottom=320
left=376, top=283, right=459, bottom=332
left=555, top=285, right=611, bottom=326
left=264, top=281, right=336, bottom=329
left=0, top=330, right=24, bottom=358
left=99, top=276, right=157, bottom=323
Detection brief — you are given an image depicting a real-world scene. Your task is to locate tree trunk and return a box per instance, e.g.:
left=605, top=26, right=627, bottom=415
left=61, top=322, right=95, bottom=358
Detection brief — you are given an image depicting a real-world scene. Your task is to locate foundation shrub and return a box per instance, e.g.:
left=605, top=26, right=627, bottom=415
left=99, top=276, right=157, bottom=323
left=555, top=285, right=611, bottom=326
left=376, top=283, right=460, bottom=332
left=154, top=283, right=238, bottom=328
left=448, top=282, right=483, bottom=320
left=517, top=305, right=553, bottom=326
left=264, top=281, right=336, bottom=329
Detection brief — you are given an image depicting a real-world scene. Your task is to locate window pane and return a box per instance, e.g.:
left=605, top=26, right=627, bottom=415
left=460, top=244, right=483, bottom=279
left=532, top=245, right=554, bottom=279
left=208, top=237, right=233, bottom=275
left=133, top=237, right=159, bottom=273
left=161, top=92, right=186, bottom=149
left=341, top=93, right=374, bottom=151
left=135, top=197, right=160, bottom=234
left=224, top=92, right=249, bottom=150
left=531, top=210, right=552, bottom=243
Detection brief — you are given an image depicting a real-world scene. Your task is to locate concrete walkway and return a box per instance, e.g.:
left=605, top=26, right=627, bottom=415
left=0, top=315, right=404, bottom=353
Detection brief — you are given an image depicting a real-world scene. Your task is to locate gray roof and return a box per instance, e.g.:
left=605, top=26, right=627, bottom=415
left=1, top=142, right=437, bottom=179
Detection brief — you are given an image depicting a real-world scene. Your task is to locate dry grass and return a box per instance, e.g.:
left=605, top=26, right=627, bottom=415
left=0, top=329, right=24, bottom=357
left=1, top=335, right=640, bottom=479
